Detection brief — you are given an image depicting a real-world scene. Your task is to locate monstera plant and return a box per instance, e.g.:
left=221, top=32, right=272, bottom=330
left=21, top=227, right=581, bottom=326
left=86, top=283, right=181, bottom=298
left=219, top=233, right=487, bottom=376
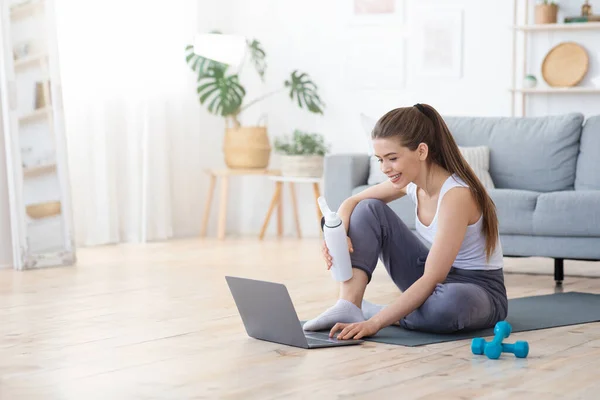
left=185, top=34, right=325, bottom=169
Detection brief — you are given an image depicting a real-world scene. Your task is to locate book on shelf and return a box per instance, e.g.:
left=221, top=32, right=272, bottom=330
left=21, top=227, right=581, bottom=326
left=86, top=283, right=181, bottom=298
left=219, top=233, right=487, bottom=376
left=564, top=15, right=600, bottom=23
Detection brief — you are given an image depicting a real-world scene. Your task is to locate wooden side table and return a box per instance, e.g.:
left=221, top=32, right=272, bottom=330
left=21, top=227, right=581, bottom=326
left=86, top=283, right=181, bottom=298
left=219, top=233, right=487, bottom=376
left=259, top=175, right=323, bottom=239
left=201, top=168, right=280, bottom=240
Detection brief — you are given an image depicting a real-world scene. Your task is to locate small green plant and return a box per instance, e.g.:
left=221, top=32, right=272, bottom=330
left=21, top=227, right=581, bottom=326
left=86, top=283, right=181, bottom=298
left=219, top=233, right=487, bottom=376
left=274, top=130, right=330, bottom=156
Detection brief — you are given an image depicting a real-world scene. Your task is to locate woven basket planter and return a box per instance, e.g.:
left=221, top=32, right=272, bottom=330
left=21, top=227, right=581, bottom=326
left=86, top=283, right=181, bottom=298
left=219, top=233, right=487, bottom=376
left=280, top=155, right=324, bottom=177
left=223, top=126, right=271, bottom=169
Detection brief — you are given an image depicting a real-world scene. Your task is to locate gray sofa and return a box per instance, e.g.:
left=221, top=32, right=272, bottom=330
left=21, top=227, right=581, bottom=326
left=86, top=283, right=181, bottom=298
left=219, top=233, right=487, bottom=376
left=323, top=113, right=600, bottom=285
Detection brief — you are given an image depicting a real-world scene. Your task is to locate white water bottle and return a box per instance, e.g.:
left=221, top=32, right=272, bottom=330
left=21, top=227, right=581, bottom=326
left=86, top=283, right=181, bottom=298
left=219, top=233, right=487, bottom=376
left=318, top=196, right=353, bottom=282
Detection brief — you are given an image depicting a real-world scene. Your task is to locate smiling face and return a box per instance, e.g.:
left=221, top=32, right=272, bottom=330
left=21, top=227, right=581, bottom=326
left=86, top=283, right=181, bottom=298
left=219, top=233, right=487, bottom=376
left=372, top=137, right=427, bottom=188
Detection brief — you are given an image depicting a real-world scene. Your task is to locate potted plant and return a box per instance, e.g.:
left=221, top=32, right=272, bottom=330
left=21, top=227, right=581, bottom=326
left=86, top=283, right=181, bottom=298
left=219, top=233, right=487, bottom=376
left=185, top=33, right=325, bottom=169
left=274, top=130, right=330, bottom=177
left=535, top=1, right=558, bottom=24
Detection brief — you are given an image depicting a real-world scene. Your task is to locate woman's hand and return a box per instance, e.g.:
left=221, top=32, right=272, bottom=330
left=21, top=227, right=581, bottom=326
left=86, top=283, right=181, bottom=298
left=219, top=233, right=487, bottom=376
left=322, top=237, right=353, bottom=270
left=329, top=319, right=380, bottom=340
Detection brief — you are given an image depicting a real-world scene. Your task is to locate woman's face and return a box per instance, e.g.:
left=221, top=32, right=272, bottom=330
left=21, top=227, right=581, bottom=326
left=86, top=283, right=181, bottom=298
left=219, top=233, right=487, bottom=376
left=372, top=137, right=423, bottom=188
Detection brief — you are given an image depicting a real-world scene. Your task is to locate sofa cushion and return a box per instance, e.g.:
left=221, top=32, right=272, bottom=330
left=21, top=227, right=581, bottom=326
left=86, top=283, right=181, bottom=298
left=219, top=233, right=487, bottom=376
left=488, top=189, right=539, bottom=235
left=533, top=191, right=600, bottom=237
left=444, top=113, right=584, bottom=192
left=575, top=115, right=600, bottom=190
left=458, top=145, right=495, bottom=189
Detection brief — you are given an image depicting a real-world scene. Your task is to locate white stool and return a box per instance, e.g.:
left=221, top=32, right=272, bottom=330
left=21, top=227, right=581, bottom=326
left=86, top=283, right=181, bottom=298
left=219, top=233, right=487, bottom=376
left=259, top=175, right=323, bottom=239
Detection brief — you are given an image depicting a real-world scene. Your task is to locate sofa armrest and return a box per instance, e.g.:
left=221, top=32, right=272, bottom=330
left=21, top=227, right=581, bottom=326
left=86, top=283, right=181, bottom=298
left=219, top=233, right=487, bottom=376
left=323, top=153, right=370, bottom=210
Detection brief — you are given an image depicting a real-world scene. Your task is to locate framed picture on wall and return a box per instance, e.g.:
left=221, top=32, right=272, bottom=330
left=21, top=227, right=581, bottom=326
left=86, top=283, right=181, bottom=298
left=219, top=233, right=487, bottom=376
left=342, top=0, right=405, bottom=26
left=409, top=8, right=464, bottom=78
left=354, top=0, right=395, bottom=14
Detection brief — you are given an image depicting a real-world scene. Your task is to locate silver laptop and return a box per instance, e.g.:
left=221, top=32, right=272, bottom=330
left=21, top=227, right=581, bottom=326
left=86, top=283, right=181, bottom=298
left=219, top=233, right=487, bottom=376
left=225, top=276, right=364, bottom=349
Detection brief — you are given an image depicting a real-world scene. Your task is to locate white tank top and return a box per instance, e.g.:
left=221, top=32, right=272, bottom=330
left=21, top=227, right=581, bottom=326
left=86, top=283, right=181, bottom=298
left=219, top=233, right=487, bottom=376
left=406, top=174, right=503, bottom=270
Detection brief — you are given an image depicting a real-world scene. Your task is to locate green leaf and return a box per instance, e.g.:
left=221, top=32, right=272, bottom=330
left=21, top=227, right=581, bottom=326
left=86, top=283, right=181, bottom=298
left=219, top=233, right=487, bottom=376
left=196, top=66, right=246, bottom=116
left=284, top=70, right=324, bottom=115
left=184, top=43, right=227, bottom=79
left=246, top=39, right=267, bottom=81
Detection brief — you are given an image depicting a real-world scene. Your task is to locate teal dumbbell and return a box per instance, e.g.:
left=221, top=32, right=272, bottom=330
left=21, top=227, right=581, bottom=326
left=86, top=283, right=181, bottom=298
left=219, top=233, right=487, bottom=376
left=471, top=320, right=511, bottom=359
left=471, top=321, right=529, bottom=359
left=501, top=341, right=529, bottom=358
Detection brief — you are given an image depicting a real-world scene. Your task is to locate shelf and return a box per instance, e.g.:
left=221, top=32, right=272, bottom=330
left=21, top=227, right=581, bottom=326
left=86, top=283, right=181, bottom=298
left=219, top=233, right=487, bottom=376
left=9, top=1, right=44, bottom=20
left=23, top=163, right=56, bottom=178
left=27, top=213, right=61, bottom=226
left=513, top=22, right=600, bottom=31
left=510, top=87, right=600, bottom=94
left=14, top=53, right=48, bottom=71
left=19, top=107, right=52, bottom=124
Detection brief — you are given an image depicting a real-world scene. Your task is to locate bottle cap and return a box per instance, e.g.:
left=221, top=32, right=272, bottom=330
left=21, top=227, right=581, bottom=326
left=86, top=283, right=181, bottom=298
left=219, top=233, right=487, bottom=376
left=318, top=197, right=341, bottom=226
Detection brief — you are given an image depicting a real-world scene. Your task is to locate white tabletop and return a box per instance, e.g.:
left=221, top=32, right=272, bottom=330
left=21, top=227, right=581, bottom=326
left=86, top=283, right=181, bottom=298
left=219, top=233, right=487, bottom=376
left=268, top=175, right=322, bottom=183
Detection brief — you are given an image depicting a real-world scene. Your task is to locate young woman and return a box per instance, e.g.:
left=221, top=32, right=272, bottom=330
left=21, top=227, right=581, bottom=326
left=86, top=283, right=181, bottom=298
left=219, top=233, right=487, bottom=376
left=303, top=103, right=508, bottom=340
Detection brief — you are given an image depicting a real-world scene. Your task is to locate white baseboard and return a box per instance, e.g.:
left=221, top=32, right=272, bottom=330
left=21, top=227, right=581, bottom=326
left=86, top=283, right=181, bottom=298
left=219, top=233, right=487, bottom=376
left=0, top=263, right=12, bottom=270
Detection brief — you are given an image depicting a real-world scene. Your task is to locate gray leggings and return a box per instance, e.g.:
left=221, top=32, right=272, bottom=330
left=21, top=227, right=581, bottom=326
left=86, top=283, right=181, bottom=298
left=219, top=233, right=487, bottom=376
left=348, top=199, right=508, bottom=333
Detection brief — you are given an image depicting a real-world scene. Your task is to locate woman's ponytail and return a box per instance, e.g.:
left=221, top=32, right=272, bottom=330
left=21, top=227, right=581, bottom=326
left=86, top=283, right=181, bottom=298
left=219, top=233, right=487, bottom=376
left=419, top=104, right=499, bottom=260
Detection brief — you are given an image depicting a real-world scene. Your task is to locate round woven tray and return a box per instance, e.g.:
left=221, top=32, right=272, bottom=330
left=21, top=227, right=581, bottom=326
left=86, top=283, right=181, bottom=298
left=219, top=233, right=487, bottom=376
left=542, top=42, right=589, bottom=87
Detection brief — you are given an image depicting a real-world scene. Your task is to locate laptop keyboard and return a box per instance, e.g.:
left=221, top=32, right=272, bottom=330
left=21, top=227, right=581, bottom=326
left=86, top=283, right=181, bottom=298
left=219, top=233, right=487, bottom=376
left=305, top=332, right=343, bottom=344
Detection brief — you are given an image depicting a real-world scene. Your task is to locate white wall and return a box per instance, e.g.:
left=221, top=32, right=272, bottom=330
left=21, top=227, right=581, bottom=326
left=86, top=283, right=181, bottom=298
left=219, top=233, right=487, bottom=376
left=197, top=0, right=600, bottom=238
left=227, top=0, right=516, bottom=149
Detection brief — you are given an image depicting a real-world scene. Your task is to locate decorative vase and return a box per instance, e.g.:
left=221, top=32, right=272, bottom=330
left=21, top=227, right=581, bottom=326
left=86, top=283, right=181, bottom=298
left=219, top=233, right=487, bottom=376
left=582, top=0, right=592, bottom=17
left=523, top=75, right=538, bottom=88
left=280, top=155, right=324, bottom=177
left=223, top=126, right=271, bottom=169
left=535, top=3, right=558, bottom=24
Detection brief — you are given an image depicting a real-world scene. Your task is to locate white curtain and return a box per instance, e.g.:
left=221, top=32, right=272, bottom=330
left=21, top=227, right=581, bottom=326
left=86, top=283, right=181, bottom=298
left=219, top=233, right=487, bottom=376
left=54, top=0, right=202, bottom=246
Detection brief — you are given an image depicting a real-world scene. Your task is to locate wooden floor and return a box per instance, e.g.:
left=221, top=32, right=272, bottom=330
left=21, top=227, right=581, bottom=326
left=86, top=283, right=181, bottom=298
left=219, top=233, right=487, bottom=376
left=1, top=237, right=600, bottom=399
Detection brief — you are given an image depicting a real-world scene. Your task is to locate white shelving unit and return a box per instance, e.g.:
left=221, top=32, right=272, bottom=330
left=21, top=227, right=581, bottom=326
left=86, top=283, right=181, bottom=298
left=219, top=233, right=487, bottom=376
left=510, top=0, right=600, bottom=116
left=0, top=0, right=76, bottom=270
left=513, top=21, right=600, bottom=31
left=511, top=87, right=600, bottom=94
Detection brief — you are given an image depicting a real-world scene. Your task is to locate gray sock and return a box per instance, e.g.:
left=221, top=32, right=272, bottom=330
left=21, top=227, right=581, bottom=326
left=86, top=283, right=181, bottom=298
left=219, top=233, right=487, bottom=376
left=303, top=299, right=365, bottom=331
left=361, top=299, right=386, bottom=320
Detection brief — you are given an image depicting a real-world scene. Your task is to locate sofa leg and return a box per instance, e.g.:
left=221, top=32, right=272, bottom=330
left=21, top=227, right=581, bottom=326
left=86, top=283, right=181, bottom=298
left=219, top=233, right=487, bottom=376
left=554, top=258, right=564, bottom=286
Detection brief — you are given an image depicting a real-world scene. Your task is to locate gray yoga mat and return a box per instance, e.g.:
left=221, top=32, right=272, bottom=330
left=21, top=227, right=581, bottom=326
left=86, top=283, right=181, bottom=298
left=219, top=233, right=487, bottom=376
left=305, top=292, right=600, bottom=347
